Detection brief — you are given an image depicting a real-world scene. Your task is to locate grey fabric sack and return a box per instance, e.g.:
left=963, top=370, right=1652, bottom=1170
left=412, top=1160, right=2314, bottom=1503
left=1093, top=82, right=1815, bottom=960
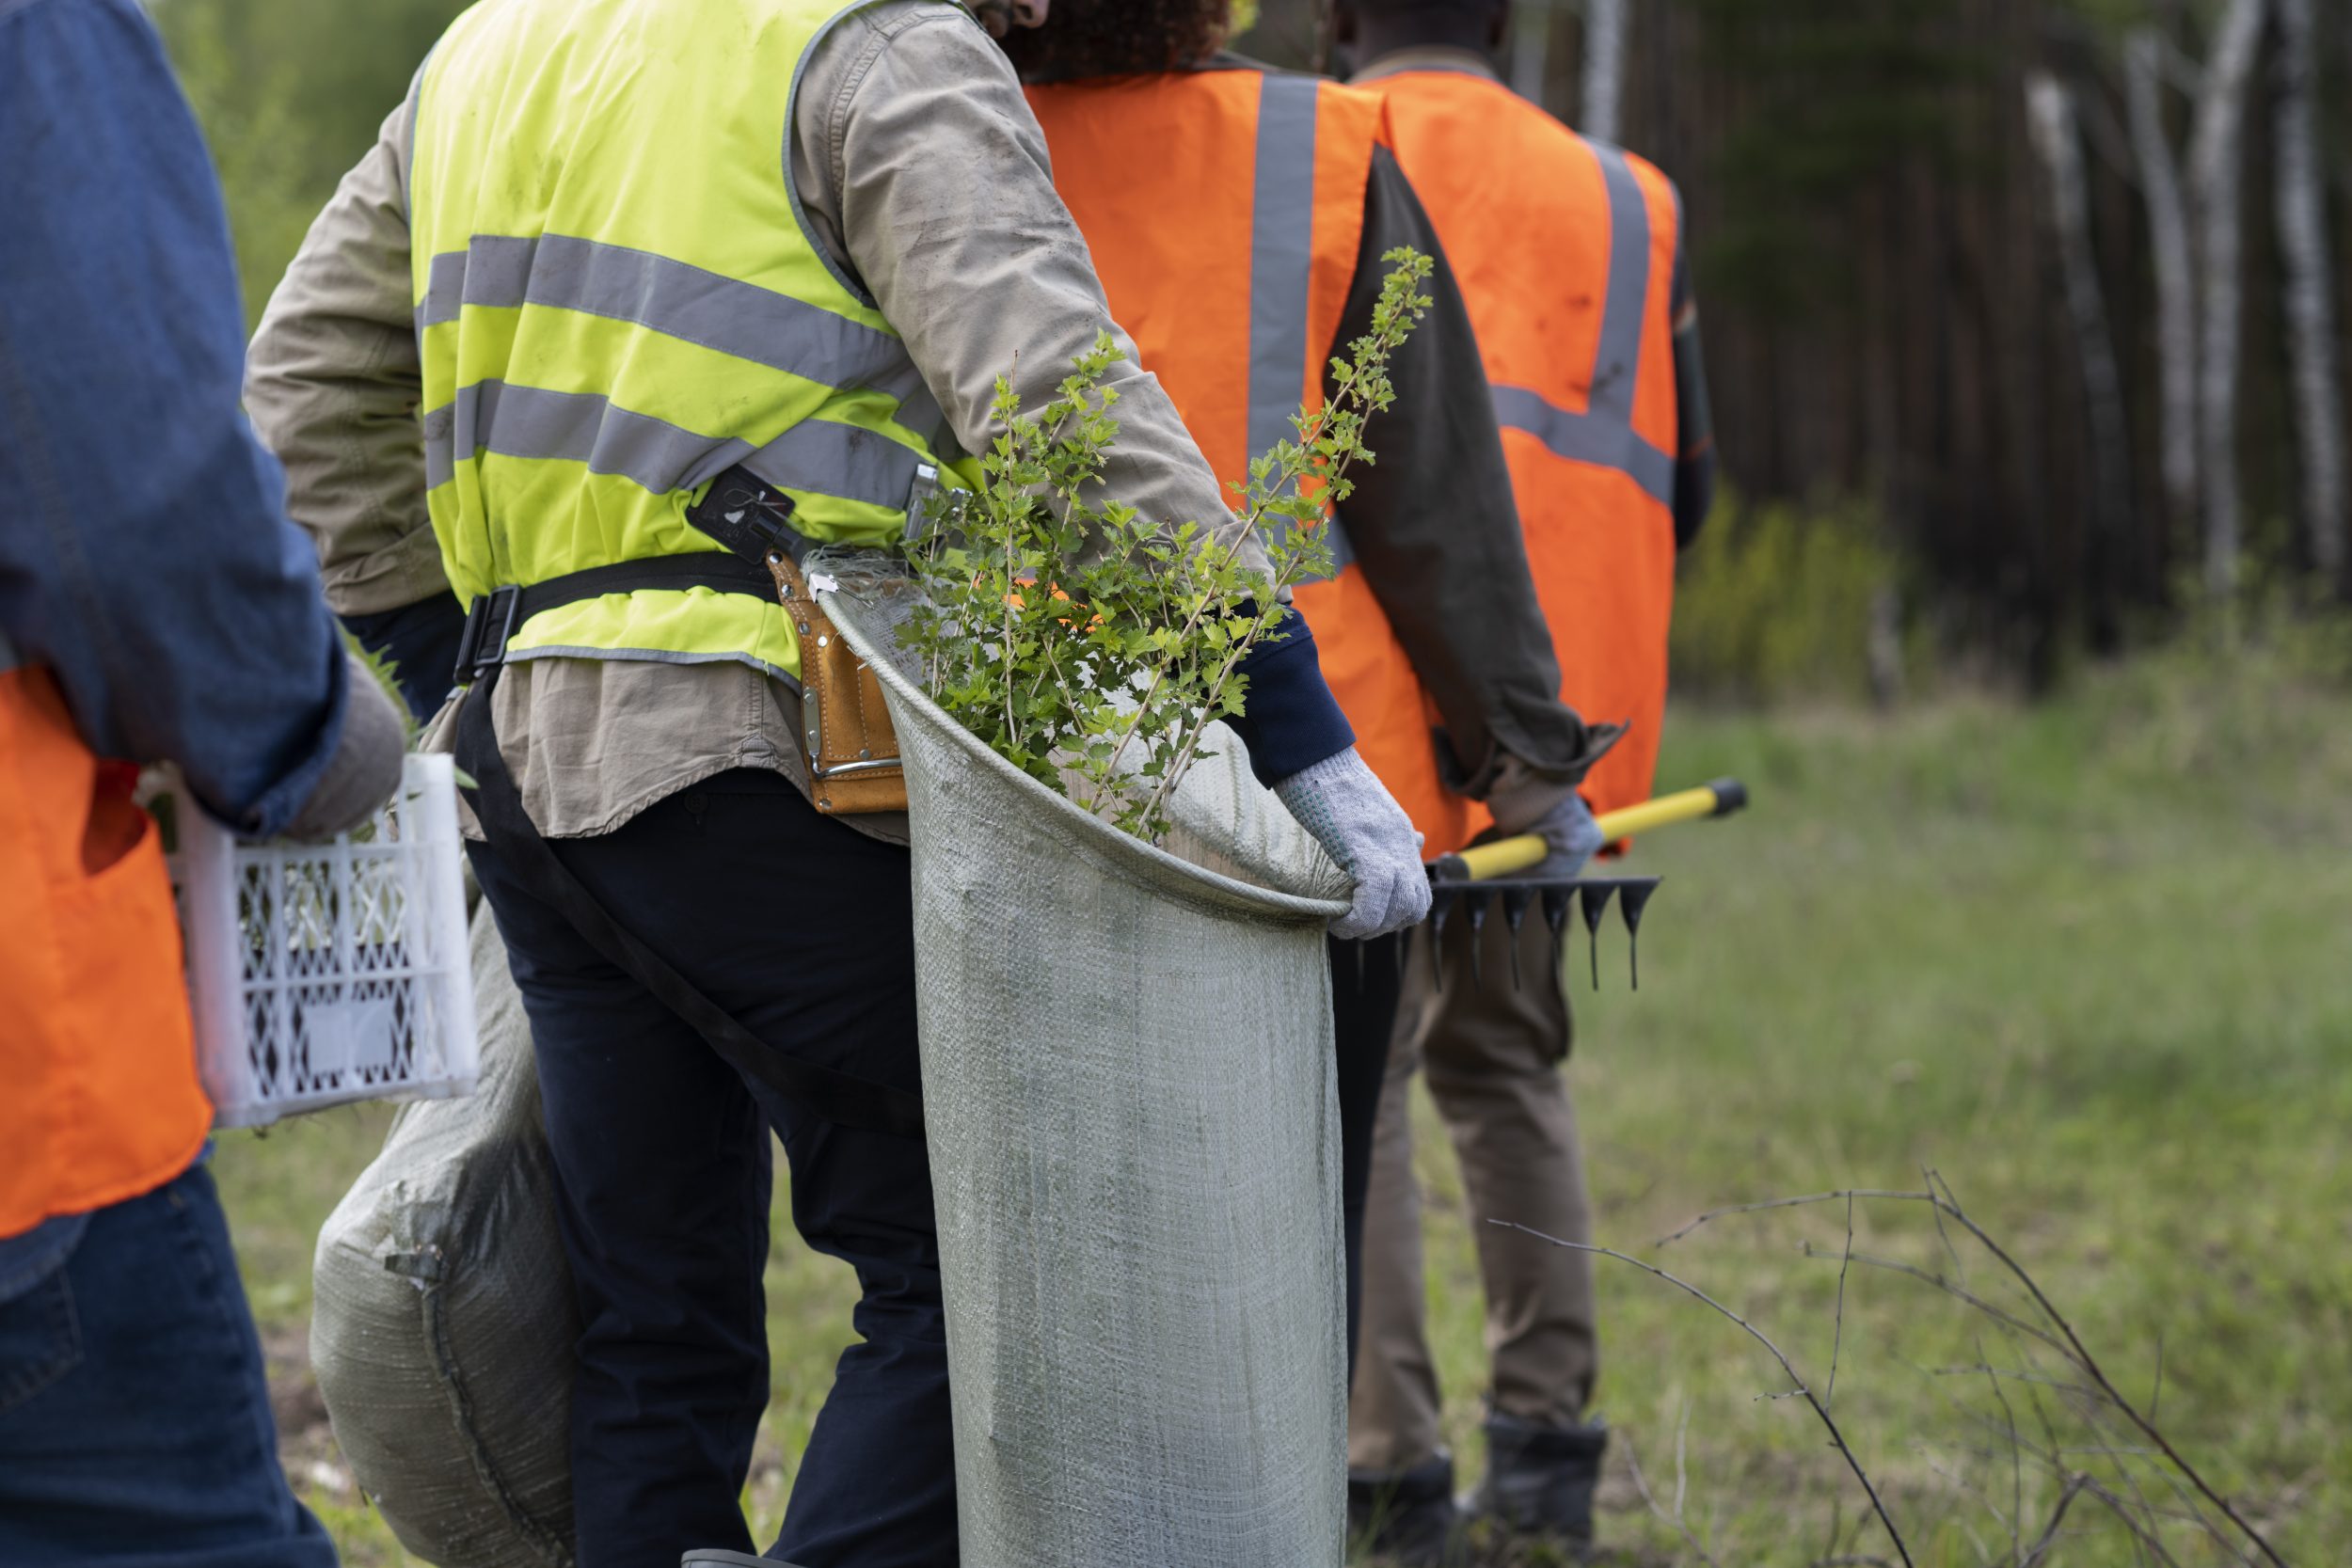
left=311, top=901, right=578, bottom=1568
left=831, top=592, right=1355, bottom=1568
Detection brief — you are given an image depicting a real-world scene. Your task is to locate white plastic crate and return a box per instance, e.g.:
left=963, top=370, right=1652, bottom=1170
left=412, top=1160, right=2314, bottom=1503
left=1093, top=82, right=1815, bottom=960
left=157, top=752, right=480, bottom=1129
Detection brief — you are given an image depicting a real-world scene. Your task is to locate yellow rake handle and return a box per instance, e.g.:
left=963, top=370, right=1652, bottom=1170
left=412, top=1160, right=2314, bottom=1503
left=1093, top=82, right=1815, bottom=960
left=1433, top=778, right=1749, bottom=882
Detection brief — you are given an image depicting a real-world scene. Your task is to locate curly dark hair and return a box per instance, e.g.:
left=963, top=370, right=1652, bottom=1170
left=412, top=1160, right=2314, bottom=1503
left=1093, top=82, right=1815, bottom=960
left=998, top=0, right=1235, bottom=84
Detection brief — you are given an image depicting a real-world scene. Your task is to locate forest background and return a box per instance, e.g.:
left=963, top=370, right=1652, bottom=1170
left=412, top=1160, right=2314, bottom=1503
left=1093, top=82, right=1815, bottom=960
left=147, top=2, right=2349, bottom=1563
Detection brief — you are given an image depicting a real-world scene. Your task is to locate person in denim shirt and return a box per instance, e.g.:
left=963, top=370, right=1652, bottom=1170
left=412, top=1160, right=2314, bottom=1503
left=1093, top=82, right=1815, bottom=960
left=0, top=1, right=405, bottom=1560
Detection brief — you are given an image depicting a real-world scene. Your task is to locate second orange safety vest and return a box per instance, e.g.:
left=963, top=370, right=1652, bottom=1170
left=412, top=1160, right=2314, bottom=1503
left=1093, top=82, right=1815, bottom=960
left=1026, top=68, right=1469, bottom=849
left=0, top=658, right=212, bottom=1241
left=1360, top=68, right=1685, bottom=828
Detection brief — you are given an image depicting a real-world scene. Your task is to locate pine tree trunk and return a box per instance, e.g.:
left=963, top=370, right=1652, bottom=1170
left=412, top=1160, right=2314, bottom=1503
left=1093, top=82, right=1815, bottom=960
left=2185, top=0, right=2267, bottom=601
left=2124, top=29, right=2200, bottom=554
left=1579, top=0, right=1627, bottom=142
left=2026, top=71, right=2132, bottom=650
left=2271, top=0, right=2348, bottom=593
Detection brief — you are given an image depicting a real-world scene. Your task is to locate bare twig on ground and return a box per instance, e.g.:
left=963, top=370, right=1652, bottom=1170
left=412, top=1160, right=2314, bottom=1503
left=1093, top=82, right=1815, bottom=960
left=1654, top=1189, right=1931, bottom=1250
left=1675, top=1401, right=1693, bottom=1522
left=1920, top=1171, right=2289, bottom=1568
left=1493, top=1221, right=1915, bottom=1568
left=1925, top=1361, right=2100, bottom=1402
left=1974, top=1335, right=2026, bottom=1566
left=2078, top=1475, right=2195, bottom=1568
left=1845, top=1251, right=2073, bottom=1357
left=1637, top=1177, right=2291, bottom=1567
left=1623, top=1431, right=1723, bottom=1568
left=2021, top=1474, right=2092, bottom=1565
left=1827, top=1192, right=1856, bottom=1412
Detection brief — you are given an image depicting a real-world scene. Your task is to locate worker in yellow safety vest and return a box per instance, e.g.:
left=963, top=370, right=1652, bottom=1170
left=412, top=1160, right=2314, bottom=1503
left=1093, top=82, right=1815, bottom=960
left=246, top=2, right=1436, bottom=1562
left=1333, top=0, right=1720, bottom=1560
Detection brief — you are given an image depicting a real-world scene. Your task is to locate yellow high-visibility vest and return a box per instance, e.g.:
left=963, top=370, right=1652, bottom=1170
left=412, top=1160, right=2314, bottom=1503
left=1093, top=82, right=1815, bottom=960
left=409, top=0, right=962, bottom=681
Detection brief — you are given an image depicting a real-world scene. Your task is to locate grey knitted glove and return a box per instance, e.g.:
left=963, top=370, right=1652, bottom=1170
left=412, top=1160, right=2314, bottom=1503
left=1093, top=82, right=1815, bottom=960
left=1273, top=748, right=1431, bottom=940
left=281, top=651, right=407, bottom=842
left=1506, top=788, right=1604, bottom=879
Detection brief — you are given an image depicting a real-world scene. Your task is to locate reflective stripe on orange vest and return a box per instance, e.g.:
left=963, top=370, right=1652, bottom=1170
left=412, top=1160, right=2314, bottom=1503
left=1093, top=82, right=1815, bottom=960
left=1362, top=70, right=1683, bottom=823
left=0, top=660, right=211, bottom=1241
left=1486, top=143, right=1677, bottom=508
left=1028, top=71, right=1469, bottom=846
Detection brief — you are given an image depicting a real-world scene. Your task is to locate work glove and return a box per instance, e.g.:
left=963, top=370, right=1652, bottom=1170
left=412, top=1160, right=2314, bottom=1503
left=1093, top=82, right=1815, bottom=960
left=1273, top=748, right=1432, bottom=940
left=281, top=651, right=408, bottom=841
left=1494, top=785, right=1604, bottom=879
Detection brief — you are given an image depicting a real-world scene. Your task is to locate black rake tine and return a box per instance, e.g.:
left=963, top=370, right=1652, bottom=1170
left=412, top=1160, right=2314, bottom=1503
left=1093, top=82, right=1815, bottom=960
left=1354, top=935, right=1367, bottom=990
left=1502, top=887, right=1531, bottom=990
left=1541, top=887, right=1571, bottom=976
left=1579, top=882, right=1615, bottom=989
left=1427, top=886, right=1455, bottom=992
left=1618, top=880, right=1661, bottom=991
left=1466, top=894, right=1488, bottom=989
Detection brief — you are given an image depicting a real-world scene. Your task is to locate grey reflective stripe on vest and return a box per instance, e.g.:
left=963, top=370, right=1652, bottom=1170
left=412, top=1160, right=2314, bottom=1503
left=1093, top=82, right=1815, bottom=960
left=1247, top=76, right=1318, bottom=474
left=1488, top=142, right=1673, bottom=506
left=1246, top=73, right=1357, bottom=579
left=415, top=234, right=926, bottom=403
left=1490, top=385, right=1673, bottom=503
left=421, top=379, right=924, bottom=511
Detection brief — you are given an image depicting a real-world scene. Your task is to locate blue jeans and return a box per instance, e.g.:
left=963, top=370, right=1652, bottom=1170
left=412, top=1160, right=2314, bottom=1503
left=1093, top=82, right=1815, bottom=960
left=0, top=1161, right=338, bottom=1568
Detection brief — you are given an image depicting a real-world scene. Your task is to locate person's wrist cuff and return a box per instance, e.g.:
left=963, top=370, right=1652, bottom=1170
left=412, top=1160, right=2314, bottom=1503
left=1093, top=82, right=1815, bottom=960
left=1226, top=610, right=1355, bottom=784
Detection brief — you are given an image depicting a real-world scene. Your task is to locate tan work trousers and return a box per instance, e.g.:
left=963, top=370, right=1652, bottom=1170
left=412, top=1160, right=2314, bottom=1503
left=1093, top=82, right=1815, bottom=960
left=1346, top=914, right=1597, bottom=1474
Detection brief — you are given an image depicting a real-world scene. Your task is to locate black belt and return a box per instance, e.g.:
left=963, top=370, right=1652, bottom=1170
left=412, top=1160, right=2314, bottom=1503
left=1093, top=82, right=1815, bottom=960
left=452, top=552, right=926, bottom=1141
left=452, top=553, right=778, bottom=687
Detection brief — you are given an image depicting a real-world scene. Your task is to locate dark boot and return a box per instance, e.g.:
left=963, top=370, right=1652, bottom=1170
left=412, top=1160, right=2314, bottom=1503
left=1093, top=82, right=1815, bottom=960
left=1463, top=1413, right=1608, bottom=1556
left=1348, top=1450, right=1464, bottom=1566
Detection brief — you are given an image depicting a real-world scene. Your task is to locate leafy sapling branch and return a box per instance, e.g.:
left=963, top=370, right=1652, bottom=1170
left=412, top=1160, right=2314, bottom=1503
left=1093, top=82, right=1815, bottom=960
left=898, top=247, right=1434, bottom=843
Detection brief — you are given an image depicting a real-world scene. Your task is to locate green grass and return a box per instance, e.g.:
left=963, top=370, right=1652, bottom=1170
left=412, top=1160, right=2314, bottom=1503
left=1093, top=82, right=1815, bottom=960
left=211, top=641, right=2352, bottom=1565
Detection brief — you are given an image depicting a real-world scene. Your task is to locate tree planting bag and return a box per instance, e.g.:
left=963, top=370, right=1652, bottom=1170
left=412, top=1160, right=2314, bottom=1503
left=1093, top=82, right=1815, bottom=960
left=831, top=588, right=1355, bottom=1568
left=311, top=901, right=577, bottom=1568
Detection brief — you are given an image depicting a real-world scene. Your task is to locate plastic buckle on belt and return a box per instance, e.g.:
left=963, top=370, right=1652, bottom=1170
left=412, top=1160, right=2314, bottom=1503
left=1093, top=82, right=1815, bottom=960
left=453, top=585, right=524, bottom=685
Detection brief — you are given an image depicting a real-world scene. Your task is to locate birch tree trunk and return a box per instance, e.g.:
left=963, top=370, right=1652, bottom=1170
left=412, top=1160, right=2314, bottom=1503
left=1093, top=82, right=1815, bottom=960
left=2026, top=71, right=2132, bottom=649
left=2124, top=29, right=2199, bottom=550
left=2185, top=0, right=2267, bottom=601
left=1579, top=0, right=1628, bottom=143
left=2271, top=0, right=2348, bottom=593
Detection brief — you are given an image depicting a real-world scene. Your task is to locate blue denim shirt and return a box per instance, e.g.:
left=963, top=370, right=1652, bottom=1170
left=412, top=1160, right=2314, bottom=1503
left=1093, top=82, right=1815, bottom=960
left=0, top=0, right=351, bottom=835
left=0, top=0, right=352, bottom=1283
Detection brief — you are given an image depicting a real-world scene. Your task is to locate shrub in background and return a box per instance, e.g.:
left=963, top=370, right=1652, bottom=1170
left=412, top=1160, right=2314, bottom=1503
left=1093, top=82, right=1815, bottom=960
left=1668, top=490, right=1908, bottom=705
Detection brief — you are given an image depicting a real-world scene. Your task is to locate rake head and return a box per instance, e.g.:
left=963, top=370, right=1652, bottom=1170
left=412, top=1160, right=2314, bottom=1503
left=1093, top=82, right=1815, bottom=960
left=1422, top=872, right=1663, bottom=992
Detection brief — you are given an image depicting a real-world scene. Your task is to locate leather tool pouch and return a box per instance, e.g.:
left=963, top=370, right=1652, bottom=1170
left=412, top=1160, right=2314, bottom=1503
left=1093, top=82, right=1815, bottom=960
left=767, top=550, right=908, bottom=816
left=688, top=465, right=909, bottom=816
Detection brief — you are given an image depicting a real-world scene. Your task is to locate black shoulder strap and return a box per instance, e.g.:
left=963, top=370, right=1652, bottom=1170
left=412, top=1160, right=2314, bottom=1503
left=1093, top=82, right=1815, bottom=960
left=454, top=643, right=924, bottom=1142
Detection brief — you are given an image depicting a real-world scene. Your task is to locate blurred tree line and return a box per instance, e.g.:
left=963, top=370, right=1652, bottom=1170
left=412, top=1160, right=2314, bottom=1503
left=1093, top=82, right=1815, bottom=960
left=161, top=0, right=2351, bottom=692
left=1249, top=0, right=2352, bottom=687
left=150, top=0, right=472, bottom=322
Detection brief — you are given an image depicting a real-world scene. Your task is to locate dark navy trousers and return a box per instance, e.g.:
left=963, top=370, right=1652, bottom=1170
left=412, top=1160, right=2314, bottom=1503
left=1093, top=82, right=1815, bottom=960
left=469, top=769, right=953, bottom=1568
left=1330, top=933, right=1406, bottom=1381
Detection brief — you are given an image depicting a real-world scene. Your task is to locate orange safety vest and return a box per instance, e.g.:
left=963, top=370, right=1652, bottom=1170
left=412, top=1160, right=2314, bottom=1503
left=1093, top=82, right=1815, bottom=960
left=1359, top=68, right=1684, bottom=826
left=1026, top=69, right=1468, bottom=848
left=0, top=661, right=211, bottom=1241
